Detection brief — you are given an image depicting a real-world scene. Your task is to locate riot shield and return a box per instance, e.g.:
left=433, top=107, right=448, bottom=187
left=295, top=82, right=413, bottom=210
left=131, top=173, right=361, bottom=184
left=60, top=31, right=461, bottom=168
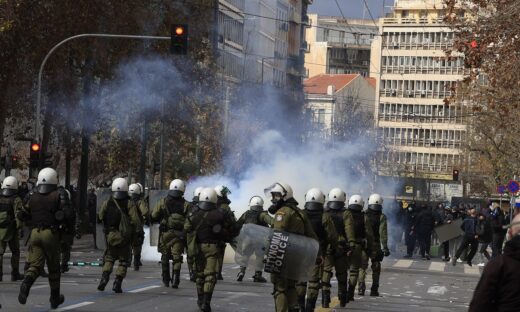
left=95, top=188, right=112, bottom=250
left=235, top=224, right=320, bottom=281
left=235, top=224, right=271, bottom=269
left=148, top=190, right=169, bottom=246
left=434, top=218, right=464, bottom=243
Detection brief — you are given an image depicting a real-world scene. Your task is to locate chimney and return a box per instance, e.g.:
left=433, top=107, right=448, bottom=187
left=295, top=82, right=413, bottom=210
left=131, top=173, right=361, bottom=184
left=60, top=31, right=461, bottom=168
left=327, top=85, right=335, bottom=96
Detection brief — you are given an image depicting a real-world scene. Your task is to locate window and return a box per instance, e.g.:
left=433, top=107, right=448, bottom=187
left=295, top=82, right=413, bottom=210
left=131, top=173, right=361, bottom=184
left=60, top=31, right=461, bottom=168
left=317, top=109, right=326, bottom=124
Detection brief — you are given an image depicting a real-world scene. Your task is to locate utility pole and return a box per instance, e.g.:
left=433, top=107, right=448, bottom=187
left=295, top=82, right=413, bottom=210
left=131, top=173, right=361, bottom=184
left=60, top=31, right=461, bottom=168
left=65, top=129, right=71, bottom=187
left=139, top=118, right=148, bottom=187
left=159, top=102, right=165, bottom=189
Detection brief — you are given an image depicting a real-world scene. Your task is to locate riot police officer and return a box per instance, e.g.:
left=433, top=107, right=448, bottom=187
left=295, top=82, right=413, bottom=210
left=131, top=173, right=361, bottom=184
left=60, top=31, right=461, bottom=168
left=17, top=168, right=72, bottom=309
left=358, top=194, right=390, bottom=296
left=185, top=187, right=238, bottom=312
left=264, top=182, right=318, bottom=312
left=0, top=176, right=24, bottom=282
left=236, top=195, right=273, bottom=282
left=321, top=187, right=350, bottom=308
left=296, top=188, right=338, bottom=312
left=59, top=187, right=80, bottom=273
left=129, top=183, right=148, bottom=271
left=345, top=194, right=376, bottom=302
left=214, top=185, right=235, bottom=281
left=97, top=178, right=140, bottom=293
left=187, top=186, right=204, bottom=282
left=151, top=179, right=190, bottom=288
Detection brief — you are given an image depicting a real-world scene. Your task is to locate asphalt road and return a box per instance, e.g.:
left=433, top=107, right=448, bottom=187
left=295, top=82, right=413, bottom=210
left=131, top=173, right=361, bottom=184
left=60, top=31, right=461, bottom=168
left=0, top=236, right=480, bottom=312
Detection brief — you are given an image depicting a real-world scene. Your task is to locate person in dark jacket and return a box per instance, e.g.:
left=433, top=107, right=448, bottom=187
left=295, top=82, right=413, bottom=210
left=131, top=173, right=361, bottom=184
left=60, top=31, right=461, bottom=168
left=489, top=204, right=507, bottom=258
left=439, top=206, right=454, bottom=261
left=476, top=213, right=492, bottom=263
left=452, top=207, right=479, bottom=266
left=403, top=202, right=417, bottom=258
left=415, top=204, right=435, bottom=260
left=469, top=214, right=520, bottom=312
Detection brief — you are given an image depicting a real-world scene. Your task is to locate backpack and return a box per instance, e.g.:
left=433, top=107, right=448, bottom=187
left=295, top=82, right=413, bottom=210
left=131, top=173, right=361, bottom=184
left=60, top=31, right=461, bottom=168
left=0, top=196, right=15, bottom=228
left=106, top=199, right=132, bottom=247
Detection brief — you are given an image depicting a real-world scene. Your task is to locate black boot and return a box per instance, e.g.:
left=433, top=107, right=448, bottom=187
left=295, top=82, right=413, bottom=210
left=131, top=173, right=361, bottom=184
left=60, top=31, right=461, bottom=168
left=18, top=275, right=34, bottom=304
left=133, top=256, right=140, bottom=271
left=305, top=298, right=316, bottom=312
left=97, top=272, right=110, bottom=291
left=172, top=270, right=180, bottom=289
left=202, top=292, right=212, bottom=312
left=189, top=271, right=196, bottom=282
left=339, top=291, right=348, bottom=307
left=253, top=271, right=267, bottom=283
left=40, top=269, right=49, bottom=278
left=358, top=282, right=366, bottom=296
left=298, top=295, right=305, bottom=312
left=112, top=276, right=123, bottom=293
left=50, top=287, right=65, bottom=309
left=162, top=269, right=171, bottom=287
left=60, top=263, right=69, bottom=273
left=217, top=273, right=223, bottom=280
left=0, top=270, right=2, bottom=282
left=347, top=284, right=355, bottom=302
left=321, top=289, right=330, bottom=308
left=237, top=267, right=246, bottom=282
left=370, top=284, right=379, bottom=297
left=12, top=271, right=23, bottom=281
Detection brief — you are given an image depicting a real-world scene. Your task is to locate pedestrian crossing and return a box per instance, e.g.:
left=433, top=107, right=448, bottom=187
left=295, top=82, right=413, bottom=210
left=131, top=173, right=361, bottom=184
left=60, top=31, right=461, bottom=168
left=383, top=258, right=484, bottom=275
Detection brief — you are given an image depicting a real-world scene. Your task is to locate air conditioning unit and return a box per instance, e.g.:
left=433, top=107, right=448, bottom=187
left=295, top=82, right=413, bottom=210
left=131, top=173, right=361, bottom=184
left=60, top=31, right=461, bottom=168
left=393, top=42, right=399, bottom=48
left=421, top=91, right=426, bottom=98
left=406, top=90, right=412, bottom=96
left=391, top=90, right=397, bottom=96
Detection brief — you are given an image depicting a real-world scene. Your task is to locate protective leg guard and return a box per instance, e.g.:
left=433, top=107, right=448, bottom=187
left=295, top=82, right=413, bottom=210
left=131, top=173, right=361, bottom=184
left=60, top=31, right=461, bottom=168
left=172, top=270, right=180, bottom=289
left=321, top=289, right=330, bottom=308
left=358, top=282, right=366, bottom=296
left=253, top=271, right=267, bottom=283
left=50, top=287, right=65, bottom=309
left=97, top=272, right=110, bottom=291
left=112, top=276, right=123, bottom=293
left=347, top=283, right=356, bottom=302
left=162, top=269, right=171, bottom=287
left=237, top=267, right=246, bottom=282
left=18, top=275, right=35, bottom=304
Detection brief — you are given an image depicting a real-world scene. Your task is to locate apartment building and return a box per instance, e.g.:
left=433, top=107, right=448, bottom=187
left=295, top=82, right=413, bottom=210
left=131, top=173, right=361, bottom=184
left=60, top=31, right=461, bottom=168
left=371, top=0, right=468, bottom=199
left=217, top=0, right=246, bottom=82
left=305, top=14, right=379, bottom=78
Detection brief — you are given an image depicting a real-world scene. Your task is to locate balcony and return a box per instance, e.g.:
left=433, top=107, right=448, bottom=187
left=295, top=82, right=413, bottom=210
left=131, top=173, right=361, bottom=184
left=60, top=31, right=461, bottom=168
left=382, top=65, right=470, bottom=76
left=383, top=17, right=448, bottom=25
left=380, top=89, right=452, bottom=99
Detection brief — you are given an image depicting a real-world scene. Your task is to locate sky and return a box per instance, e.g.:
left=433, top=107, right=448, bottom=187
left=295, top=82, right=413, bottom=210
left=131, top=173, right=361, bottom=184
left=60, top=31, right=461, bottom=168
left=308, top=0, right=395, bottom=19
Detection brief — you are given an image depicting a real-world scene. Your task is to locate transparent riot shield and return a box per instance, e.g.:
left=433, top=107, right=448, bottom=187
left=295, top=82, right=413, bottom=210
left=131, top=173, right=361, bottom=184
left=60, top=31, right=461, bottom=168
left=235, top=224, right=271, bottom=269
left=95, top=188, right=112, bottom=250
left=235, top=224, right=320, bottom=281
left=148, top=190, right=169, bottom=246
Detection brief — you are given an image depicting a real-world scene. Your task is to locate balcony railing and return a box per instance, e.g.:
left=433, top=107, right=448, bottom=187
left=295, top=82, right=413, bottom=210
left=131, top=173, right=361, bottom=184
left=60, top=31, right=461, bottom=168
left=382, top=65, right=470, bottom=75
left=380, top=89, right=452, bottom=99
left=383, top=17, right=446, bottom=25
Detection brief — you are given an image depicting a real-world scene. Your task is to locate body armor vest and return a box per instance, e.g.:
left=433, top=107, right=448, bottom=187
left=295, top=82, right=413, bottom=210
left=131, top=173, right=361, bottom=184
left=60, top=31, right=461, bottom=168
left=307, top=210, right=326, bottom=243
left=329, top=210, right=346, bottom=239
left=103, top=199, right=128, bottom=229
left=193, top=207, right=226, bottom=243
left=351, top=210, right=366, bottom=240
left=367, top=210, right=381, bottom=242
left=165, top=196, right=185, bottom=216
left=0, top=195, right=15, bottom=227
left=28, top=191, right=60, bottom=229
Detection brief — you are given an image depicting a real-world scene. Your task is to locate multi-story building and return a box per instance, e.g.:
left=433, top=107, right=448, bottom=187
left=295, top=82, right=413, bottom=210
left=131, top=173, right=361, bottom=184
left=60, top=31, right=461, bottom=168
left=217, top=0, right=246, bottom=82
left=305, top=14, right=379, bottom=78
left=372, top=0, right=468, bottom=199
left=304, top=74, right=376, bottom=141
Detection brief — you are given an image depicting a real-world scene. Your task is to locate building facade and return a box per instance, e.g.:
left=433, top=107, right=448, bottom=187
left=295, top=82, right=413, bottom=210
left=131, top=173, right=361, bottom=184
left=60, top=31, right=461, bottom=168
left=372, top=0, right=468, bottom=194
left=305, top=14, right=379, bottom=79
left=304, top=74, right=375, bottom=141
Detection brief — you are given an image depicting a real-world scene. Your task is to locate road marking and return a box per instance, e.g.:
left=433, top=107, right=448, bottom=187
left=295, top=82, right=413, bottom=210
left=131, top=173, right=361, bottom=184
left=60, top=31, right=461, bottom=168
left=315, top=296, right=340, bottom=312
left=429, top=262, right=445, bottom=272
left=464, top=265, right=480, bottom=275
left=393, top=259, right=413, bottom=268
left=55, top=301, right=94, bottom=311
left=128, top=285, right=160, bottom=293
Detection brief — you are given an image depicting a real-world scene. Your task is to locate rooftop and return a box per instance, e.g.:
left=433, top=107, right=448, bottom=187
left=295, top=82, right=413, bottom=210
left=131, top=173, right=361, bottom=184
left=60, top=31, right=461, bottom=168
left=304, top=74, right=359, bottom=95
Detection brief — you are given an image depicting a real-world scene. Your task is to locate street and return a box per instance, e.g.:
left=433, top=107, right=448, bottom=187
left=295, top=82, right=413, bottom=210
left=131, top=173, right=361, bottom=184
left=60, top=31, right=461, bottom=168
left=0, top=236, right=480, bottom=312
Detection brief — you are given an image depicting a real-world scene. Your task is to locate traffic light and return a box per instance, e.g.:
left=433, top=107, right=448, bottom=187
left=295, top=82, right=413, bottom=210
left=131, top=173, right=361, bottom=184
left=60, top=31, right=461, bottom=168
left=171, top=24, right=188, bottom=55
left=30, top=142, right=41, bottom=170
left=453, top=169, right=459, bottom=181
